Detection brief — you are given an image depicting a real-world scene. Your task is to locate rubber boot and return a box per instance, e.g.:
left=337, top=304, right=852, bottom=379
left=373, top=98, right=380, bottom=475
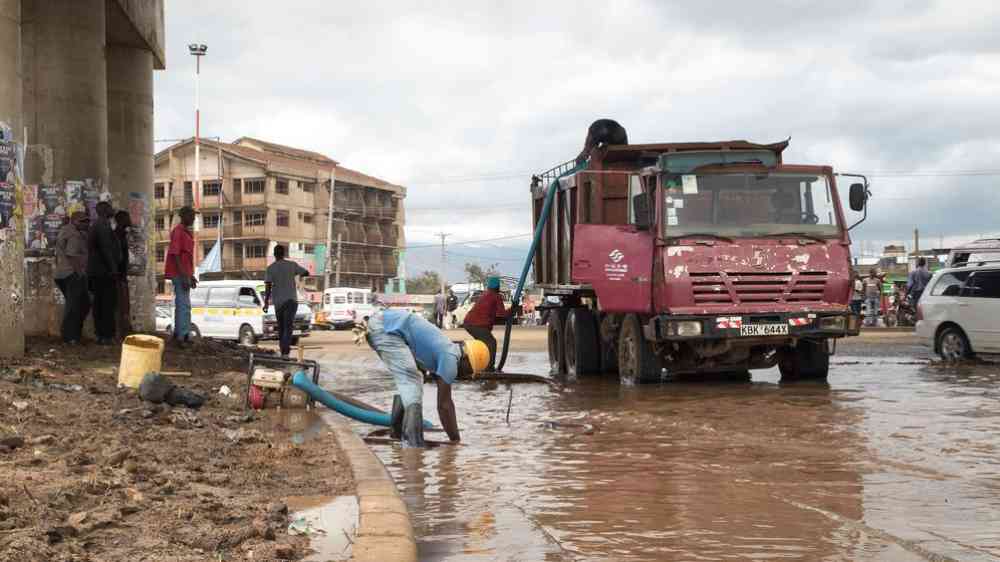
left=401, top=404, right=425, bottom=448
left=390, top=395, right=404, bottom=440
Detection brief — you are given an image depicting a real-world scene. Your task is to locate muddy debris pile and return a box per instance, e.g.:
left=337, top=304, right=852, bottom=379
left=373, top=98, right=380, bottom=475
left=0, top=338, right=352, bottom=561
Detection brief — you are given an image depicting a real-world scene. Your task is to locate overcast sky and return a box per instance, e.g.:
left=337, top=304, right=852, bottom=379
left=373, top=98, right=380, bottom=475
left=154, top=1, right=1000, bottom=280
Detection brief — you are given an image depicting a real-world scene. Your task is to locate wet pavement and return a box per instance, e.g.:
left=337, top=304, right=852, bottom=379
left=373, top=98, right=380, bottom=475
left=316, top=341, right=1000, bottom=561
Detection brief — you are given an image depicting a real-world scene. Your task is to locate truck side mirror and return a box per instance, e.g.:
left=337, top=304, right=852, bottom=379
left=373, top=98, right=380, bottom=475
left=632, top=193, right=651, bottom=230
left=849, top=183, right=867, bottom=212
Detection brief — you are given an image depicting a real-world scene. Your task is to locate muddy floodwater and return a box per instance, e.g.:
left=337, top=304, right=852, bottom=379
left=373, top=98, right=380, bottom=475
left=317, top=343, right=1000, bottom=561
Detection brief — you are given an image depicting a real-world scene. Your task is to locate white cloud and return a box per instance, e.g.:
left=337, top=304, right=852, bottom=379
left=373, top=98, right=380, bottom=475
left=155, top=0, right=1000, bottom=280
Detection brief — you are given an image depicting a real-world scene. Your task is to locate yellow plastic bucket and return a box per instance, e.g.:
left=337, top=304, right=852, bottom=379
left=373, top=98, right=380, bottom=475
left=118, top=335, right=165, bottom=388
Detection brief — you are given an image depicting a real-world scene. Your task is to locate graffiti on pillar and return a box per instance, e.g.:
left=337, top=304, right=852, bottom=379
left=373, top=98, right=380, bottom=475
left=126, top=192, right=148, bottom=276
left=0, top=141, right=14, bottom=241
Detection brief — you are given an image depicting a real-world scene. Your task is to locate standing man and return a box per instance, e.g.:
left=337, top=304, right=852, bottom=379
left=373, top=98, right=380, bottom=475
left=462, top=277, right=514, bottom=372
left=907, top=257, right=933, bottom=304
left=166, top=206, right=197, bottom=345
left=54, top=212, right=90, bottom=344
left=863, top=269, right=883, bottom=327
left=434, top=291, right=447, bottom=329
left=113, top=210, right=133, bottom=337
left=87, top=201, right=120, bottom=345
left=263, top=244, right=309, bottom=359
left=850, top=272, right=864, bottom=316
left=358, top=308, right=489, bottom=447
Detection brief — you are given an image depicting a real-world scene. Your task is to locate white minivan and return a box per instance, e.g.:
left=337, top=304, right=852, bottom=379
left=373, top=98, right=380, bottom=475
left=318, top=287, right=375, bottom=329
left=915, top=262, right=1000, bottom=360
left=167, top=280, right=312, bottom=345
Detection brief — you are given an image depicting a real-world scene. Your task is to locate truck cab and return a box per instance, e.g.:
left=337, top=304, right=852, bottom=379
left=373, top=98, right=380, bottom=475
left=535, top=139, right=868, bottom=383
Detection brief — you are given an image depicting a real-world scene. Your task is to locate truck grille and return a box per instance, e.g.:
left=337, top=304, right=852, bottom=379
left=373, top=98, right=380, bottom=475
left=690, top=271, right=828, bottom=305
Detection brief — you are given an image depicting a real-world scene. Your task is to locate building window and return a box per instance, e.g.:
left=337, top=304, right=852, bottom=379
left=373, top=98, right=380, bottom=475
left=276, top=179, right=289, bottom=195
left=156, top=246, right=165, bottom=263
left=232, top=178, right=241, bottom=193
left=155, top=216, right=165, bottom=231
left=245, top=212, right=266, bottom=226
left=232, top=211, right=242, bottom=224
left=301, top=182, right=315, bottom=193
left=203, top=181, right=221, bottom=197
left=203, top=242, right=216, bottom=256
left=276, top=210, right=290, bottom=227
left=244, top=178, right=265, bottom=193
left=303, top=244, right=315, bottom=254
left=246, top=244, right=267, bottom=258
left=154, top=183, right=165, bottom=199
left=183, top=181, right=193, bottom=205
left=301, top=213, right=313, bottom=224
left=202, top=213, right=220, bottom=229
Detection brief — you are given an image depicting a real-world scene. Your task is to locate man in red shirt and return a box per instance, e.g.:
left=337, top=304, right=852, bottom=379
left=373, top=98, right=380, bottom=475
left=462, top=277, right=512, bottom=372
left=166, top=207, right=197, bottom=345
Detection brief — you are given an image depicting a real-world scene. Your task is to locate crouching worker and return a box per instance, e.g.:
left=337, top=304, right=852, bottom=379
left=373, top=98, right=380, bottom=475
left=356, top=308, right=489, bottom=447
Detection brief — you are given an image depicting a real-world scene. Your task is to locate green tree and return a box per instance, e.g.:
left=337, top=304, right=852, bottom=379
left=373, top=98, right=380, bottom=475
left=406, top=270, right=442, bottom=294
left=464, top=262, right=499, bottom=284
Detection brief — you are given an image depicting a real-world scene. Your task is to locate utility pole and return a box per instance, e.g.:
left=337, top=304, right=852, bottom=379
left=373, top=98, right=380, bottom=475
left=436, top=232, right=450, bottom=294
left=188, top=43, right=207, bottom=267
left=324, top=167, right=337, bottom=292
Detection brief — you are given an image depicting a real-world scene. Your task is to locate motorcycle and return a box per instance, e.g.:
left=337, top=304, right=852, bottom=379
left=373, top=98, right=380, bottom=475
left=885, top=292, right=917, bottom=327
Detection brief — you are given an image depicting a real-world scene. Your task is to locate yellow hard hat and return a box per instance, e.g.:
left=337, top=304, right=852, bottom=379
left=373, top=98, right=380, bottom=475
left=463, top=340, right=490, bottom=374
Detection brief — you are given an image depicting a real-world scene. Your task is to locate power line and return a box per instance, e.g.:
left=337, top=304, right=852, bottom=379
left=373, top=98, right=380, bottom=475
left=405, top=233, right=531, bottom=250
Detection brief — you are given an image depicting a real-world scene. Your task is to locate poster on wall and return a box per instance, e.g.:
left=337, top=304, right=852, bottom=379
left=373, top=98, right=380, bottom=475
left=0, top=182, right=14, bottom=230
left=126, top=192, right=147, bottom=276
left=0, top=141, right=14, bottom=183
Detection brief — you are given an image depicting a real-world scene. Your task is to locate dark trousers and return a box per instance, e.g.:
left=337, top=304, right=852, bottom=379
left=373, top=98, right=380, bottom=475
left=89, top=275, right=118, bottom=341
left=277, top=300, right=297, bottom=356
left=117, top=278, right=132, bottom=338
left=56, top=274, right=90, bottom=343
left=464, top=325, right=497, bottom=370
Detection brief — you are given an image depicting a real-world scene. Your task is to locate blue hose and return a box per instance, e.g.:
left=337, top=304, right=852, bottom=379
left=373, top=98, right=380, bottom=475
left=496, top=161, right=587, bottom=372
left=291, top=371, right=433, bottom=428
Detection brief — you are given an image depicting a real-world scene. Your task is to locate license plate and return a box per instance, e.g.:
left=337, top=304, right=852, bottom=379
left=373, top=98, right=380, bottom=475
left=740, top=323, right=789, bottom=337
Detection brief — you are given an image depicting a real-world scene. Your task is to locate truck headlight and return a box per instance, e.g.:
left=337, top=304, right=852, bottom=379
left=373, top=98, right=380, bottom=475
left=819, top=316, right=845, bottom=331
left=666, top=320, right=702, bottom=337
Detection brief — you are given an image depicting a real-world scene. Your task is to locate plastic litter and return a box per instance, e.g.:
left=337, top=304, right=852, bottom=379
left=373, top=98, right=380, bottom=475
left=288, top=516, right=327, bottom=536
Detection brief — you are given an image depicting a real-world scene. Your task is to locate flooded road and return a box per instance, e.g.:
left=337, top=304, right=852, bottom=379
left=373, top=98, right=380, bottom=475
left=315, top=338, right=1000, bottom=561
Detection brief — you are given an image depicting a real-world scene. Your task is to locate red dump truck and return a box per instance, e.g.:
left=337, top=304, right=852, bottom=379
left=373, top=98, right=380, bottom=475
left=533, top=135, right=870, bottom=383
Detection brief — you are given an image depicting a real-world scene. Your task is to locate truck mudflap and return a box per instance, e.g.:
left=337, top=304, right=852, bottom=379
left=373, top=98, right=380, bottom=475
left=645, top=311, right=861, bottom=342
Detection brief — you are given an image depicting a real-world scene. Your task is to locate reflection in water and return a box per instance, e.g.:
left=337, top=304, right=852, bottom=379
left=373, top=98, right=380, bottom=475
left=320, top=353, right=1000, bottom=561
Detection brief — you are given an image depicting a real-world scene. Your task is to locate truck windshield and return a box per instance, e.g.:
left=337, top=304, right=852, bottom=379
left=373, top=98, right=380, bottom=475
left=660, top=172, right=839, bottom=239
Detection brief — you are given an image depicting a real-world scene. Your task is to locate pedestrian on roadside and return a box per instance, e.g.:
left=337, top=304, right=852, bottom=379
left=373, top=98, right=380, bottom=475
left=462, top=277, right=515, bottom=372
left=354, top=308, right=489, bottom=446
left=263, top=244, right=309, bottom=359
left=907, top=257, right=932, bottom=304
left=54, top=211, right=90, bottom=344
left=850, top=272, right=864, bottom=315
left=434, top=291, right=447, bottom=329
left=166, top=206, right=197, bottom=346
left=863, top=269, right=883, bottom=327
left=113, top=210, right=133, bottom=337
left=87, top=201, right=120, bottom=345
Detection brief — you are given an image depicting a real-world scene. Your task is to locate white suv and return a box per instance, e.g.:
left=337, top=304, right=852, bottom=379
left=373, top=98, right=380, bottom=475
left=916, top=263, right=1000, bottom=360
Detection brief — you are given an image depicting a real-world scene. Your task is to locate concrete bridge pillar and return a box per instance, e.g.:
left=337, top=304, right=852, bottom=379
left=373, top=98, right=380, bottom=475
left=0, top=0, right=23, bottom=358
left=22, top=0, right=108, bottom=338
left=107, top=45, right=154, bottom=331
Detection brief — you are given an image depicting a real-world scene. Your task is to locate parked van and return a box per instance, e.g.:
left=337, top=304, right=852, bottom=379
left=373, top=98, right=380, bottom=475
left=317, top=287, right=376, bottom=329
left=165, top=280, right=312, bottom=345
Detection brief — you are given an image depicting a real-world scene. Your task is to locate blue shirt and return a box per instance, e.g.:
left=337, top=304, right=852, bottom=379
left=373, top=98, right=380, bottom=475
left=380, top=309, right=461, bottom=384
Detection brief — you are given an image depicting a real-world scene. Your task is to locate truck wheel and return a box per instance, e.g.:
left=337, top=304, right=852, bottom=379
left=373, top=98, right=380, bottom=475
left=778, top=340, right=830, bottom=382
left=565, top=308, right=600, bottom=376
left=547, top=309, right=568, bottom=376
left=617, top=314, right=662, bottom=385
left=239, top=325, right=256, bottom=346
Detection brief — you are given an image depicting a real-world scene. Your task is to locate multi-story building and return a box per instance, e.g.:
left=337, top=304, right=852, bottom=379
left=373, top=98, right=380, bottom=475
left=153, top=137, right=405, bottom=293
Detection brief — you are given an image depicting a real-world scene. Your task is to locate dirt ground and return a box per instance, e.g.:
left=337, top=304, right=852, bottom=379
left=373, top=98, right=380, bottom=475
left=0, top=337, right=353, bottom=562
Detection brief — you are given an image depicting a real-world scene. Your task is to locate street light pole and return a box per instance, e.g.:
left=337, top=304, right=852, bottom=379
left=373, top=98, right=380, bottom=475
left=188, top=43, right=207, bottom=221
left=324, top=167, right=337, bottom=292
